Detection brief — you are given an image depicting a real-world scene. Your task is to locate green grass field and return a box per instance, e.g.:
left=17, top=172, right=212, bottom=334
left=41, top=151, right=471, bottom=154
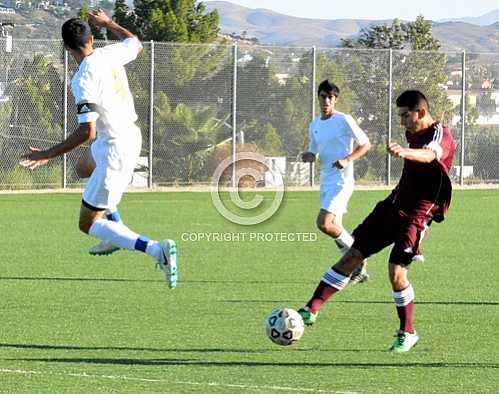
left=0, top=189, right=498, bottom=393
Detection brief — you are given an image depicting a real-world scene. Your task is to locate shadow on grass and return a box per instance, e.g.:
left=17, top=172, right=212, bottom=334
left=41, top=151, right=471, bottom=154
left=8, top=357, right=499, bottom=369
left=0, top=343, right=264, bottom=353
left=0, top=277, right=317, bottom=285
left=0, top=276, right=158, bottom=283
left=223, top=300, right=499, bottom=306
left=0, top=342, right=380, bottom=353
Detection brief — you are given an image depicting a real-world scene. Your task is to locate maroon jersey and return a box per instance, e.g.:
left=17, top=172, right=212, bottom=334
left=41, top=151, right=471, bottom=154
left=389, top=123, right=456, bottom=222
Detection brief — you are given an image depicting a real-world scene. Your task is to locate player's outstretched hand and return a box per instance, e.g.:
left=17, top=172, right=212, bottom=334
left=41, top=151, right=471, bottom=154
left=301, top=152, right=316, bottom=163
left=88, top=8, right=112, bottom=28
left=387, top=142, right=406, bottom=159
left=19, top=147, right=50, bottom=170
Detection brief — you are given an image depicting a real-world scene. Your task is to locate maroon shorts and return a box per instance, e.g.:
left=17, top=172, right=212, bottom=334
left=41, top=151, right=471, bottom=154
left=352, top=199, right=432, bottom=265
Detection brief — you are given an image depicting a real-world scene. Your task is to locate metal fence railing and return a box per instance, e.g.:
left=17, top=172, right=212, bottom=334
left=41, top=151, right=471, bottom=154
left=1, top=38, right=499, bottom=190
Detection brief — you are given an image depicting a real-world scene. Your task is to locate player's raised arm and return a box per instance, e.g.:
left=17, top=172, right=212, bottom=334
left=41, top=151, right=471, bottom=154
left=88, top=9, right=135, bottom=41
left=88, top=9, right=143, bottom=63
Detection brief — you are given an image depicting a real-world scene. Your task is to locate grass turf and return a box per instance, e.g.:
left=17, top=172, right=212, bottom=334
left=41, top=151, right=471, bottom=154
left=0, top=189, right=498, bottom=393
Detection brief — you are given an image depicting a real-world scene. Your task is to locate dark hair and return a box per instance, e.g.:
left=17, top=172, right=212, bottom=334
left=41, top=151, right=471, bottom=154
left=61, top=18, right=92, bottom=50
left=317, top=80, right=340, bottom=97
left=396, top=90, right=430, bottom=111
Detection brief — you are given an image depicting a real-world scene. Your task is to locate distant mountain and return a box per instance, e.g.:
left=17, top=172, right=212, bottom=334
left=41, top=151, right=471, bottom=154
left=439, top=9, right=499, bottom=26
left=206, top=1, right=389, bottom=47
left=206, top=1, right=499, bottom=52
left=432, top=22, right=499, bottom=52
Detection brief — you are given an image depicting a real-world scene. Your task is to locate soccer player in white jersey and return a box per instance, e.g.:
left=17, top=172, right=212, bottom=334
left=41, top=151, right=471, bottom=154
left=19, top=10, right=178, bottom=289
left=301, top=80, right=371, bottom=285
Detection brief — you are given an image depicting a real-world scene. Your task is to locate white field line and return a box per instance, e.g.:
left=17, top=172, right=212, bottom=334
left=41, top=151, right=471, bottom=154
left=0, top=367, right=358, bottom=394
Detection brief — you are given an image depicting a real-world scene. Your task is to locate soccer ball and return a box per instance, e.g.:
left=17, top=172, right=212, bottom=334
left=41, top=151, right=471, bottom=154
left=266, top=308, right=305, bottom=346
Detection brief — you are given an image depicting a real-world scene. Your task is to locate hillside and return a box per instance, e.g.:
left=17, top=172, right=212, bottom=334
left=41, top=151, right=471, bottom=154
left=4, top=1, right=499, bottom=53
left=206, top=1, right=499, bottom=52
left=439, top=9, right=499, bottom=26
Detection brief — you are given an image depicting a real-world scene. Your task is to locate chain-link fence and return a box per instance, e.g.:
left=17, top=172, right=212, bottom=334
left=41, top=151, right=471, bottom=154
left=0, top=38, right=498, bottom=190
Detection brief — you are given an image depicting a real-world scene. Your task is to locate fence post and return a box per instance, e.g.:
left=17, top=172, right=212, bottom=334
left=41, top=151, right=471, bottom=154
left=148, top=40, right=154, bottom=189
left=231, top=43, right=238, bottom=188
left=460, top=50, right=466, bottom=186
left=310, top=46, right=316, bottom=187
left=386, top=48, right=393, bottom=186
left=62, top=48, right=68, bottom=189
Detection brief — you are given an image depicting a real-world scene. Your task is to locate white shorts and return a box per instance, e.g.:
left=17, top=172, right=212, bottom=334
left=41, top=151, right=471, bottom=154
left=83, top=128, right=142, bottom=210
left=320, top=183, right=354, bottom=215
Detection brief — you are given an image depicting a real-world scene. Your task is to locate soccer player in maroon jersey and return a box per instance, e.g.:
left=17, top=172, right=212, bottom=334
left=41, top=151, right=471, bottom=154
left=298, top=90, right=456, bottom=352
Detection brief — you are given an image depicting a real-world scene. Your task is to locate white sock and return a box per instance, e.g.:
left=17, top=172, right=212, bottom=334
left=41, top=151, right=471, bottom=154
left=334, top=230, right=354, bottom=249
left=322, top=268, right=350, bottom=291
left=145, top=242, right=162, bottom=260
left=89, top=219, right=138, bottom=250
left=89, top=219, right=160, bottom=259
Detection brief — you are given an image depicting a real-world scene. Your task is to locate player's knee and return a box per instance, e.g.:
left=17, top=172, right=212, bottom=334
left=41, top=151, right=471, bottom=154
left=345, top=247, right=363, bottom=263
left=317, top=221, right=341, bottom=237
left=389, top=264, right=409, bottom=290
left=316, top=220, right=329, bottom=234
left=335, top=247, right=364, bottom=273
left=78, top=217, right=92, bottom=234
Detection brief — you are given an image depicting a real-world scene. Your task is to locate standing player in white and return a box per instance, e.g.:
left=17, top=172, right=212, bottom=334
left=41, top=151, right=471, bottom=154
left=301, top=80, right=371, bottom=285
left=20, top=11, right=178, bottom=289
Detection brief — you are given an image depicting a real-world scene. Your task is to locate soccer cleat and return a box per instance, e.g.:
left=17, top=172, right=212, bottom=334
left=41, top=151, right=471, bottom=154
left=297, top=307, right=318, bottom=326
left=388, top=331, right=419, bottom=353
left=156, top=239, right=178, bottom=289
left=350, top=260, right=369, bottom=284
left=89, top=241, right=120, bottom=256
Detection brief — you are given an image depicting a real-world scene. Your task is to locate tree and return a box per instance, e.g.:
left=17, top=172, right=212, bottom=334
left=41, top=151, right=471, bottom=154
left=152, top=92, right=230, bottom=183
left=130, top=0, right=219, bottom=43
left=112, top=0, right=136, bottom=38
left=262, top=122, right=283, bottom=156
left=3, top=54, right=64, bottom=187
left=405, top=16, right=440, bottom=51
left=342, top=19, right=405, bottom=50
left=342, top=16, right=440, bottom=51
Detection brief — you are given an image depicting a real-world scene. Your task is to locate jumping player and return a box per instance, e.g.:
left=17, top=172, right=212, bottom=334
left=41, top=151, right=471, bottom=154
left=20, top=11, right=178, bottom=288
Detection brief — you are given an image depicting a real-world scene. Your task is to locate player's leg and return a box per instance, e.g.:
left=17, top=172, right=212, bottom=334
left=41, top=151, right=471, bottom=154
left=388, top=263, right=419, bottom=352
left=80, top=201, right=177, bottom=289
left=299, top=200, right=395, bottom=325
left=81, top=139, right=178, bottom=288
left=316, top=209, right=353, bottom=252
left=77, top=146, right=125, bottom=256
left=317, top=185, right=369, bottom=284
left=317, top=185, right=356, bottom=255
left=387, top=216, right=428, bottom=352
left=298, top=246, right=366, bottom=325
left=88, top=208, right=123, bottom=256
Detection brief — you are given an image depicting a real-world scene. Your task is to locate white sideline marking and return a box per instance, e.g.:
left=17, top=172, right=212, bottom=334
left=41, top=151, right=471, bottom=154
left=0, top=368, right=357, bottom=393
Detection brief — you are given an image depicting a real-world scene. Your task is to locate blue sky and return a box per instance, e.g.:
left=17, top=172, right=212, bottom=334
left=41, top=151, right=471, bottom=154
left=204, top=0, right=499, bottom=21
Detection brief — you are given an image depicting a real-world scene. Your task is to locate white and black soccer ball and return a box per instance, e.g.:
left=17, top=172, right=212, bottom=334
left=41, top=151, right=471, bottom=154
left=266, top=308, right=305, bottom=346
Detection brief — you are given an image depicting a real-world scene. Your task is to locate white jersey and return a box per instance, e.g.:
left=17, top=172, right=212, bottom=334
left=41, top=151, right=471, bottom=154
left=71, top=37, right=142, bottom=143
left=308, top=111, right=369, bottom=186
